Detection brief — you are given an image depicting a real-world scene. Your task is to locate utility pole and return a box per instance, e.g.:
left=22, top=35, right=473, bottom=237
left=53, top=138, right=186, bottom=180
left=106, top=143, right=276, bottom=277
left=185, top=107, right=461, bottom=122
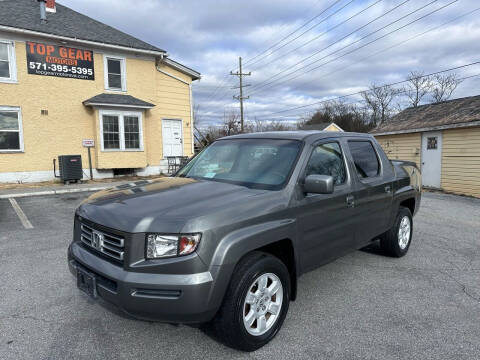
left=230, top=57, right=251, bottom=132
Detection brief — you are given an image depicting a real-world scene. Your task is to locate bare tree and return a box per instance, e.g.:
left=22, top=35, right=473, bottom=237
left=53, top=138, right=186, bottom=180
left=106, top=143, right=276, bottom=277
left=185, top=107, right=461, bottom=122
left=431, top=73, right=462, bottom=103
left=361, top=91, right=380, bottom=126
left=254, top=117, right=293, bottom=132
left=404, top=71, right=433, bottom=107
left=297, top=100, right=374, bottom=133
left=222, top=109, right=241, bottom=136
left=362, top=84, right=400, bottom=125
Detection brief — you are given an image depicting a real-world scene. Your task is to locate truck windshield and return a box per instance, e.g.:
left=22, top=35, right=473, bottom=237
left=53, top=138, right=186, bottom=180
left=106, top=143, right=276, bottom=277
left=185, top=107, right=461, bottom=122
left=177, top=138, right=302, bottom=190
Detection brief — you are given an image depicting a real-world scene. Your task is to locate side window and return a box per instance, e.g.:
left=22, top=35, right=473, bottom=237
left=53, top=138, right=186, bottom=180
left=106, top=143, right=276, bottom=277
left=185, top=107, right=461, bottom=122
left=0, top=40, right=17, bottom=82
left=348, top=141, right=380, bottom=178
left=102, top=115, right=120, bottom=150
left=124, top=116, right=140, bottom=149
left=0, top=107, right=23, bottom=151
left=101, top=112, right=143, bottom=151
left=305, top=142, right=346, bottom=185
left=104, top=56, right=126, bottom=91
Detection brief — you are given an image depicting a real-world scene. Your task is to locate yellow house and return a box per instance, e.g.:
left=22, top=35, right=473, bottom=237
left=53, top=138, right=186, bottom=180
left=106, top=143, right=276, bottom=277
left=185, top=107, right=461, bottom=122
left=371, top=95, right=480, bottom=198
left=299, top=122, right=344, bottom=132
left=0, top=0, right=200, bottom=182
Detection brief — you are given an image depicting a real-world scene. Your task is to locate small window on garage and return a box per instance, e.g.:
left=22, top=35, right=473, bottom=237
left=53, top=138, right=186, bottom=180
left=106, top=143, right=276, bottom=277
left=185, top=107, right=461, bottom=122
left=305, top=142, right=346, bottom=185
left=104, top=55, right=126, bottom=91
left=427, top=137, right=437, bottom=150
left=348, top=140, right=380, bottom=178
left=0, top=40, right=17, bottom=83
left=0, top=107, right=23, bottom=152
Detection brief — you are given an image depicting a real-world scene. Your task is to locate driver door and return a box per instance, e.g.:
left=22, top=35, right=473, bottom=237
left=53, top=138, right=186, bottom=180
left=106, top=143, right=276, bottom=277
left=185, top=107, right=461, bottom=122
left=295, top=140, right=357, bottom=273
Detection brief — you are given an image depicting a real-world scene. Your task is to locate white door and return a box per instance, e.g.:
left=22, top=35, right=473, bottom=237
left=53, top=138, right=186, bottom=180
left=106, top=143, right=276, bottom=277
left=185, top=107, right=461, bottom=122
left=162, top=119, right=183, bottom=157
left=421, top=131, right=442, bottom=188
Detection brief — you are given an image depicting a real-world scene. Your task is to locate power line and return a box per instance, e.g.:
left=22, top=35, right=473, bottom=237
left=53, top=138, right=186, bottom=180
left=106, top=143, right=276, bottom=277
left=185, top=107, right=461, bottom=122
left=247, top=0, right=357, bottom=68
left=206, top=70, right=480, bottom=123
left=243, top=0, right=345, bottom=65
left=256, top=61, right=480, bottom=119
left=247, top=0, right=443, bottom=95
left=201, top=5, right=479, bottom=121
left=203, top=0, right=349, bottom=103
left=297, top=6, right=480, bottom=95
left=199, top=1, right=341, bottom=103
left=265, top=72, right=480, bottom=121
left=252, top=0, right=461, bottom=97
left=249, top=0, right=386, bottom=72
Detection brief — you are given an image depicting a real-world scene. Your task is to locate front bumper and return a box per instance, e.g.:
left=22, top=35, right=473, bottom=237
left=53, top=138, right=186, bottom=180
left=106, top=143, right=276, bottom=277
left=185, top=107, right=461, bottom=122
left=68, top=242, right=218, bottom=323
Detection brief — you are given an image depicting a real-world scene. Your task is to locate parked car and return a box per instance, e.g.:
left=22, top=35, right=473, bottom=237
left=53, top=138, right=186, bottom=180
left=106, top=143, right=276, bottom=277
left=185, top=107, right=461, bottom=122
left=68, top=131, right=421, bottom=351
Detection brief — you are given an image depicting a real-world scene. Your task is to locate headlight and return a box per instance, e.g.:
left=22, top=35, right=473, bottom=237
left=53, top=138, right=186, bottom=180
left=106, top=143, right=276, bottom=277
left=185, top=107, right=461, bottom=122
left=146, top=234, right=201, bottom=259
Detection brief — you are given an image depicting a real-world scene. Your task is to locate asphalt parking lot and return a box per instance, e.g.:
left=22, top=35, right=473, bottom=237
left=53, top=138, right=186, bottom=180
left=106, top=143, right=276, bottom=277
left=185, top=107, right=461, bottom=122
left=1, top=191, right=479, bottom=360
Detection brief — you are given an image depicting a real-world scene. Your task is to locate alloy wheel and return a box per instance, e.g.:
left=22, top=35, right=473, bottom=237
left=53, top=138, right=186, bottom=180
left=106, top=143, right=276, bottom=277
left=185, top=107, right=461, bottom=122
left=398, top=216, right=411, bottom=250
left=242, top=273, right=283, bottom=336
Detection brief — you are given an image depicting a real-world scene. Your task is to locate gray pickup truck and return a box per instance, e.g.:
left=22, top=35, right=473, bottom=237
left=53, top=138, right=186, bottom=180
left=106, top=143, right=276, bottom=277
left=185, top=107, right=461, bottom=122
left=68, top=131, right=421, bottom=351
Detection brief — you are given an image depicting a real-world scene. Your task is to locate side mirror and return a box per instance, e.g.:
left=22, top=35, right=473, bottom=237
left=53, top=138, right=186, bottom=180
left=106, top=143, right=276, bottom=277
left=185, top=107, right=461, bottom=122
left=304, top=175, right=334, bottom=194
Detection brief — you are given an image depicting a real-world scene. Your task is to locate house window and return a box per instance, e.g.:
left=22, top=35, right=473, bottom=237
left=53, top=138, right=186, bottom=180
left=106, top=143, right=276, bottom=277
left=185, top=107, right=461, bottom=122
left=0, top=107, right=23, bottom=151
left=104, top=55, right=126, bottom=91
left=124, top=116, right=140, bottom=149
left=100, top=111, right=142, bottom=151
left=0, top=40, right=17, bottom=82
left=102, top=115, right=120, bottom=149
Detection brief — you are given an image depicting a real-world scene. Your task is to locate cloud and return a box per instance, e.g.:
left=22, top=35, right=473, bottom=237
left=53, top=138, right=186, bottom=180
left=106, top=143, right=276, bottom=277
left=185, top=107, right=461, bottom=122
left=59, top=0, right=480, bottom=126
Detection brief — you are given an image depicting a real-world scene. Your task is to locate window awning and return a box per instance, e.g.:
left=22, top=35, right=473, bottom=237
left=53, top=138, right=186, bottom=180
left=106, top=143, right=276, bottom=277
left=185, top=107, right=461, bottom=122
left=83, top=94, right=155, bottom=109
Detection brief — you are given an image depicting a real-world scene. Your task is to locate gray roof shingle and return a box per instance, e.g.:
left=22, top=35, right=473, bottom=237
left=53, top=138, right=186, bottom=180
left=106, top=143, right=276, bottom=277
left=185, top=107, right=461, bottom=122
left=298, top=123, right=331, bottom=131
left=0, top=0, right=165, bottom=53
left=371, top=95, right=480, bottom=134
left=83, top=94, right=155, bottom=108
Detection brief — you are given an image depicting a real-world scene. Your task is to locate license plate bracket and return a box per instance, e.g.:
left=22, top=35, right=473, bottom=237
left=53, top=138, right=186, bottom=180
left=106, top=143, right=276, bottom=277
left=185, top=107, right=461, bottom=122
left=77, top=266, right=97, bottom=299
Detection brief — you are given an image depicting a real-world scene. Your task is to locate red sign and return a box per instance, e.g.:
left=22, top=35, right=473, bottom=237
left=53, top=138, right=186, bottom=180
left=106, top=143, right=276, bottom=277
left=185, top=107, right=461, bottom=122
left=82, top=139, right=95, bottom=147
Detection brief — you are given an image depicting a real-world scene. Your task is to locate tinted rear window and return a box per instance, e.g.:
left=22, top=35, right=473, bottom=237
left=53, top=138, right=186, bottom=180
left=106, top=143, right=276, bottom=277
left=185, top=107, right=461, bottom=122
left=348, top=141, right=380, bottom=178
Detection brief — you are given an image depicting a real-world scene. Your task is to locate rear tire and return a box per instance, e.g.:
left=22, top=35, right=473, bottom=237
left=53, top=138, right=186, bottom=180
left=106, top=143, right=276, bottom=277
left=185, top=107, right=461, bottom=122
left=213, top=251, right=290, bottom=351
left=380, top=206, right=413, bottom=257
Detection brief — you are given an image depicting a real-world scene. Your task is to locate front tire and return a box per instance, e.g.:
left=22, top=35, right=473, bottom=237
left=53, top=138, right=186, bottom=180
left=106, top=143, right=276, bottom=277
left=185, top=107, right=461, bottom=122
left=213, top=251, right=290, bottom=351
left=380, top=206, right=413, bottom=257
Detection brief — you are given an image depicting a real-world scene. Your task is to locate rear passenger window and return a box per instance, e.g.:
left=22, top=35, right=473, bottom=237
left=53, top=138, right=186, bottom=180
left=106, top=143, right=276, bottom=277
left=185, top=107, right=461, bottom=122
left=348, top=141, right=380, bottom=178
left=305, top=142, right=346, bottom=185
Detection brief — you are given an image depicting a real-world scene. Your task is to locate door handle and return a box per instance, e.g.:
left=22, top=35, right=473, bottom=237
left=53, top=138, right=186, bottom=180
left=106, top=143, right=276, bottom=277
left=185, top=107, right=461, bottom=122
left=385, top=185, right=391, bottom=193
left=346, top=195, right=355, bottom=208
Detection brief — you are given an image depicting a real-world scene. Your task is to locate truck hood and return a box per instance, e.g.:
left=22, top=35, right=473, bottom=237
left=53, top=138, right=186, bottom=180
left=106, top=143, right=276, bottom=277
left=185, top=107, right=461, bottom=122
left=77, top=177, right=268, bottom=233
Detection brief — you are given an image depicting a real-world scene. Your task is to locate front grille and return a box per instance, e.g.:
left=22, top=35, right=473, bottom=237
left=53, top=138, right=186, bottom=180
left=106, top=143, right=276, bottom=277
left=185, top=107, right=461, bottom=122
left=80, top=222, right=125, bottom=261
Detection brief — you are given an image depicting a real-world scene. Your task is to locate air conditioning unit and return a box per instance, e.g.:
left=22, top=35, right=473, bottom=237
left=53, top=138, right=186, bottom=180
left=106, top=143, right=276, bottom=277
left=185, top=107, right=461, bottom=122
left=58, top=155, right=83, bottom=183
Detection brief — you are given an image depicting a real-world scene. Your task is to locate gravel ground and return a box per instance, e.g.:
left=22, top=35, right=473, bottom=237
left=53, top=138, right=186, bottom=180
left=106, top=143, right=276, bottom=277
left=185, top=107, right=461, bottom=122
left=0, top=191, right=479, bottom=360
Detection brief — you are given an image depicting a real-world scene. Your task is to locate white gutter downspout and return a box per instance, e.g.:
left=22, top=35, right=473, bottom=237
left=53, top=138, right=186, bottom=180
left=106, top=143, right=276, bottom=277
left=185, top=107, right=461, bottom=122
left=190, top=83, right=194, bottom=155
left=157, top=68, right=195, bottom=155
left=0, top=25, right=167, bottom=57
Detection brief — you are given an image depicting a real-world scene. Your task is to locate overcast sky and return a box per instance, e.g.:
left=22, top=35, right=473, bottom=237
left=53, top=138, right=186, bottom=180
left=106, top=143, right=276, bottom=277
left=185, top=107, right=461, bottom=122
left=59, top=0, right=480, bottom=126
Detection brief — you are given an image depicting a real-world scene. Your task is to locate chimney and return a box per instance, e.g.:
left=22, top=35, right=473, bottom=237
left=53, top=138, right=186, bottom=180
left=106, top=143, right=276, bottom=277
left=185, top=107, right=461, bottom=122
left=37, top=0, right=47, bottom=23
left=46, top=0, right=56, bottom=13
